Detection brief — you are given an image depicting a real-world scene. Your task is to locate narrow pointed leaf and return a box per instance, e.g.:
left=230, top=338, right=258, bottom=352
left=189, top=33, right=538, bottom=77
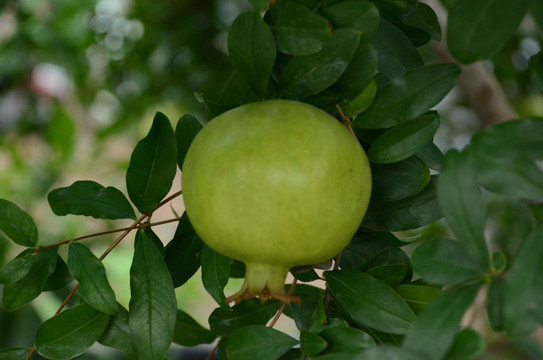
left=48, top=181, right=135, bottom=220
left=368, top=111, right=440, bottom=163
left=438, top=149, right=489, bottom=264
left=99, top=305, right=136, bottom=353
left=129, top=230, right=177, bottom=360
left=172, top=310, right=216, bottom=347
left=279, top=28, right=360, bottom=99
left=126, top=112, right=177, bottom=214
left=503, top=224, right=543, bottom=337
left=265, top=1, right=331, bottom=56
left=226, top=325, right=298, bottom=360
left=325, top=270, right=415, bottom=334
left=2, top=247, right=57, bottom=311
left=164, top=212, right=203, bottom=287
left=447, top=0, right=529, bottom=63
left=176, top=114, right=202, bottom=170
left=68, top=242, right=117, bottom=314
left=0, top=248, right=35, bottom=284
left=201, top=244, right=230, bottom=308
left=403, top=283, right=481, bottom=359
left=354, top=63, right=460, bottom=129
left=0, top=199, right=38, bottom=247
left=35, top=303, right=110, bottom=359
left=228, top=11, right=276, bottom=97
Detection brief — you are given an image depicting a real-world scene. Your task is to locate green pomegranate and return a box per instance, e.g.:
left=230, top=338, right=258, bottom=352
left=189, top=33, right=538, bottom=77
left=181, top=100, right=371, bottom=303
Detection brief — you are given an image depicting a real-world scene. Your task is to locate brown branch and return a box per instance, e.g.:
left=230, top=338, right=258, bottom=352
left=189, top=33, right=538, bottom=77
left=421, top=0, right=517, bottom=127
left=269, top=278, right=298, bottom=328
left=335, top=104, right=357, bottom=137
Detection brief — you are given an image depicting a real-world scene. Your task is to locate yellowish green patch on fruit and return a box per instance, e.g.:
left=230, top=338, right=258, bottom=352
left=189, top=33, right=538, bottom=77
left=182, top=100, right=371, bottom=303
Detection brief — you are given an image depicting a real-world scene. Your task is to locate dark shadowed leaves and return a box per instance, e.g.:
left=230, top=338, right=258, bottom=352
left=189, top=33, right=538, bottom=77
left=201, top=244, right=230, bottom=308
left=173, top=309, right=217, bottom=347
left=0, top=199, right=38, bottom=247
left=226, top=325, right=298, bottom=360
left=176, top=114, right=202, bottom=170
left=126, top=112, right=177, bottom=214
left=48, top=181, right=135, bottom=220
left=99, top=305, right=136, bottom=354
left=42, top=255, right=72, bottom=292
left=35, top=304, right=110, bottom=359
left=396, top=284, right=443, bottom=315
left=312, top=318, right=375, bottom=358
left=323, top=1, right=379, bottom=45
left=531, top=52, right=543, bottom=95
left=445, top=328, right=486, bottom=360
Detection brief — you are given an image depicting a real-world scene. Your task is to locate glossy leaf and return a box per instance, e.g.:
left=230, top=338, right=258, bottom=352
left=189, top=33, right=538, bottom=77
left=279, top=28, right=360, bottom=99
left=201, top=244, right=230, bottom=308
left=371, top=19, right=423, bottom=79
left=209, top=298, right=281, bottom=337
left=355, top=63, right=460, bottom=128
left=68, top=242, right=117, bottom=314
left=368, top=111, right=440, bottom=163
left=35, top=303, right=110, bottom=360
left=173, top=309, right=216, bottom=347
left=412, top=238, right=487, bottom=285
left=176, top=113, right=202, bottom=170
left=445, top=328, right=486, bottom=360
left=503, top=224, right=543, bottom=337
left=333, top=45, right=377, bottom=100
left=325, top=270, right=415, bottom=334
left=415, top=141, right=444, bottom=170
left=362, top=345, right=421, bottom=360
left=164, top=212, right=203, bottom=287
left=397, top=2, right=441, bottom=45
left=438, top=149, right=489, bottom=264
left=370, top=156, right=430, bottom=203
left=0, top=248, right=35, bottom=284
left=126, top=112, right=177, bottom=214
left=300, top=330, right=328, bottom=355
left=42, top=255, right=72, bottom=292
left=0, top=199, right=38, bottom=247
left=403, top=283, right=481, bottom=360
left=47, top=181, right=136, bottom=220
left=129, top=230, right=177, bottom=360
left=447, top=0, right=529, bottom=63
left=228, top=11, right=276, bottom=96
left=323, top=1, right=379, bottom=45
left=2, top=247, right=57, bottom=311
left=265, top=1, right=331, bottom=56
left=341, top=79, right=377, bottom=118
left=396, top=284, right=443, bottom=314
left=226, top=325, right=298, bottom=360
left=312, top=318, right=374, bottom=357
left=363, top=176, right=441, bottom=231
left=99, top=305, right=136, bottom=354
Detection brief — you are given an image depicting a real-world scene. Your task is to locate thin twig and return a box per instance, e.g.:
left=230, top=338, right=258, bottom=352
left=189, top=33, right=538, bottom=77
left=268, top=278, right=298, bottom=328
left=205, top=342, right=219, bottom=360
left=335, top=104, right=356, bottom=138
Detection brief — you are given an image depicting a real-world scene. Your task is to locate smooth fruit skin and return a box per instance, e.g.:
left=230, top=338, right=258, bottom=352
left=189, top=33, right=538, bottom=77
left=182, top=100, right=371, bottom=301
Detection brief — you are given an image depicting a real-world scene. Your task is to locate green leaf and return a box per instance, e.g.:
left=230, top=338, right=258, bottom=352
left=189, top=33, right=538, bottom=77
left=325, top=270, right=415, bottom=334
left=396, top=284, right=443, bottom=315
left=164, top=212, right=203, bottom=287
left=368, top=111, right=440, bottom=163
left=249, top=0, right=269, bottom=11
left=288, top=284, right=326, bottom=331
left=503, top=224, right=543, bottom=337
left=438, top=149, right=489, bottom=264
left=176, top=114, right=202, bottom=170
left=368, top=0, right=408, bottom=17
left=129, top=230, right=177, bottom=360
left=341, top=79, right=377, bottom=118
left=300, top=330, right=328, bottom=355
left=228, top=11, right=276, bottom=96
left=447, top=0, right=529, bottom=63
left=370, top=156, right=430, bottom=203
left=363, top=176, right=441, bottom=231
left=0, top=348, right=33, bottom=360
left=2, top=248, right=57, bottom=311
left=0, top=199, right=38, bottom=247
left=99, top=305, right=136, bottom=353
left=265, top=1, right=331, bottom=56
left=333, top=44, right=377, bottom=100
left=201, top=244, right=230, bottom=308
left=530, top=51, right=543, bottom=95
left=173, top=309, right=216, bottom=347
left=312, top=318, right=374, bottom=357
left=218, top=71, right=261, bottom=109
left=0, top=248, right=35, bottom=284
left=35, top=303, right=110, bottom=360
left=445, top=328, right=486, bottom=360
left=209, top=298, right=281, bottom=337
left=355, top=63, right=460, bottom=128
left=371, top=19, right=423, bottom=79
left=323, top=1, right=379, bottom=45
left=403, top=283, right=481, bottom=360
left=486, top=276, right=505, bottom=332
left=42, top=255, right=72, bottom=291
left=279, top=28, right=361, bottom=99
left=126, top=112, right=177, bottom=214
left=362, top=345, right=422, bottom=360
left=226, top=325, right=298, bottom=360
left=397, top=2, right=441, bottom=45
left=415, top=141, right=444, bottom=170
left=47, top=181, right=136, bottom=220
left=412, top=238, right=487, bottom=285
left=68, top=242, right=117, bottom=314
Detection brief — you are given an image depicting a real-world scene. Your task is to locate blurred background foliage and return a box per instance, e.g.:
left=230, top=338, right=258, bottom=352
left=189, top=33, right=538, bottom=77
left=0, top=0, right=542, bottom=359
